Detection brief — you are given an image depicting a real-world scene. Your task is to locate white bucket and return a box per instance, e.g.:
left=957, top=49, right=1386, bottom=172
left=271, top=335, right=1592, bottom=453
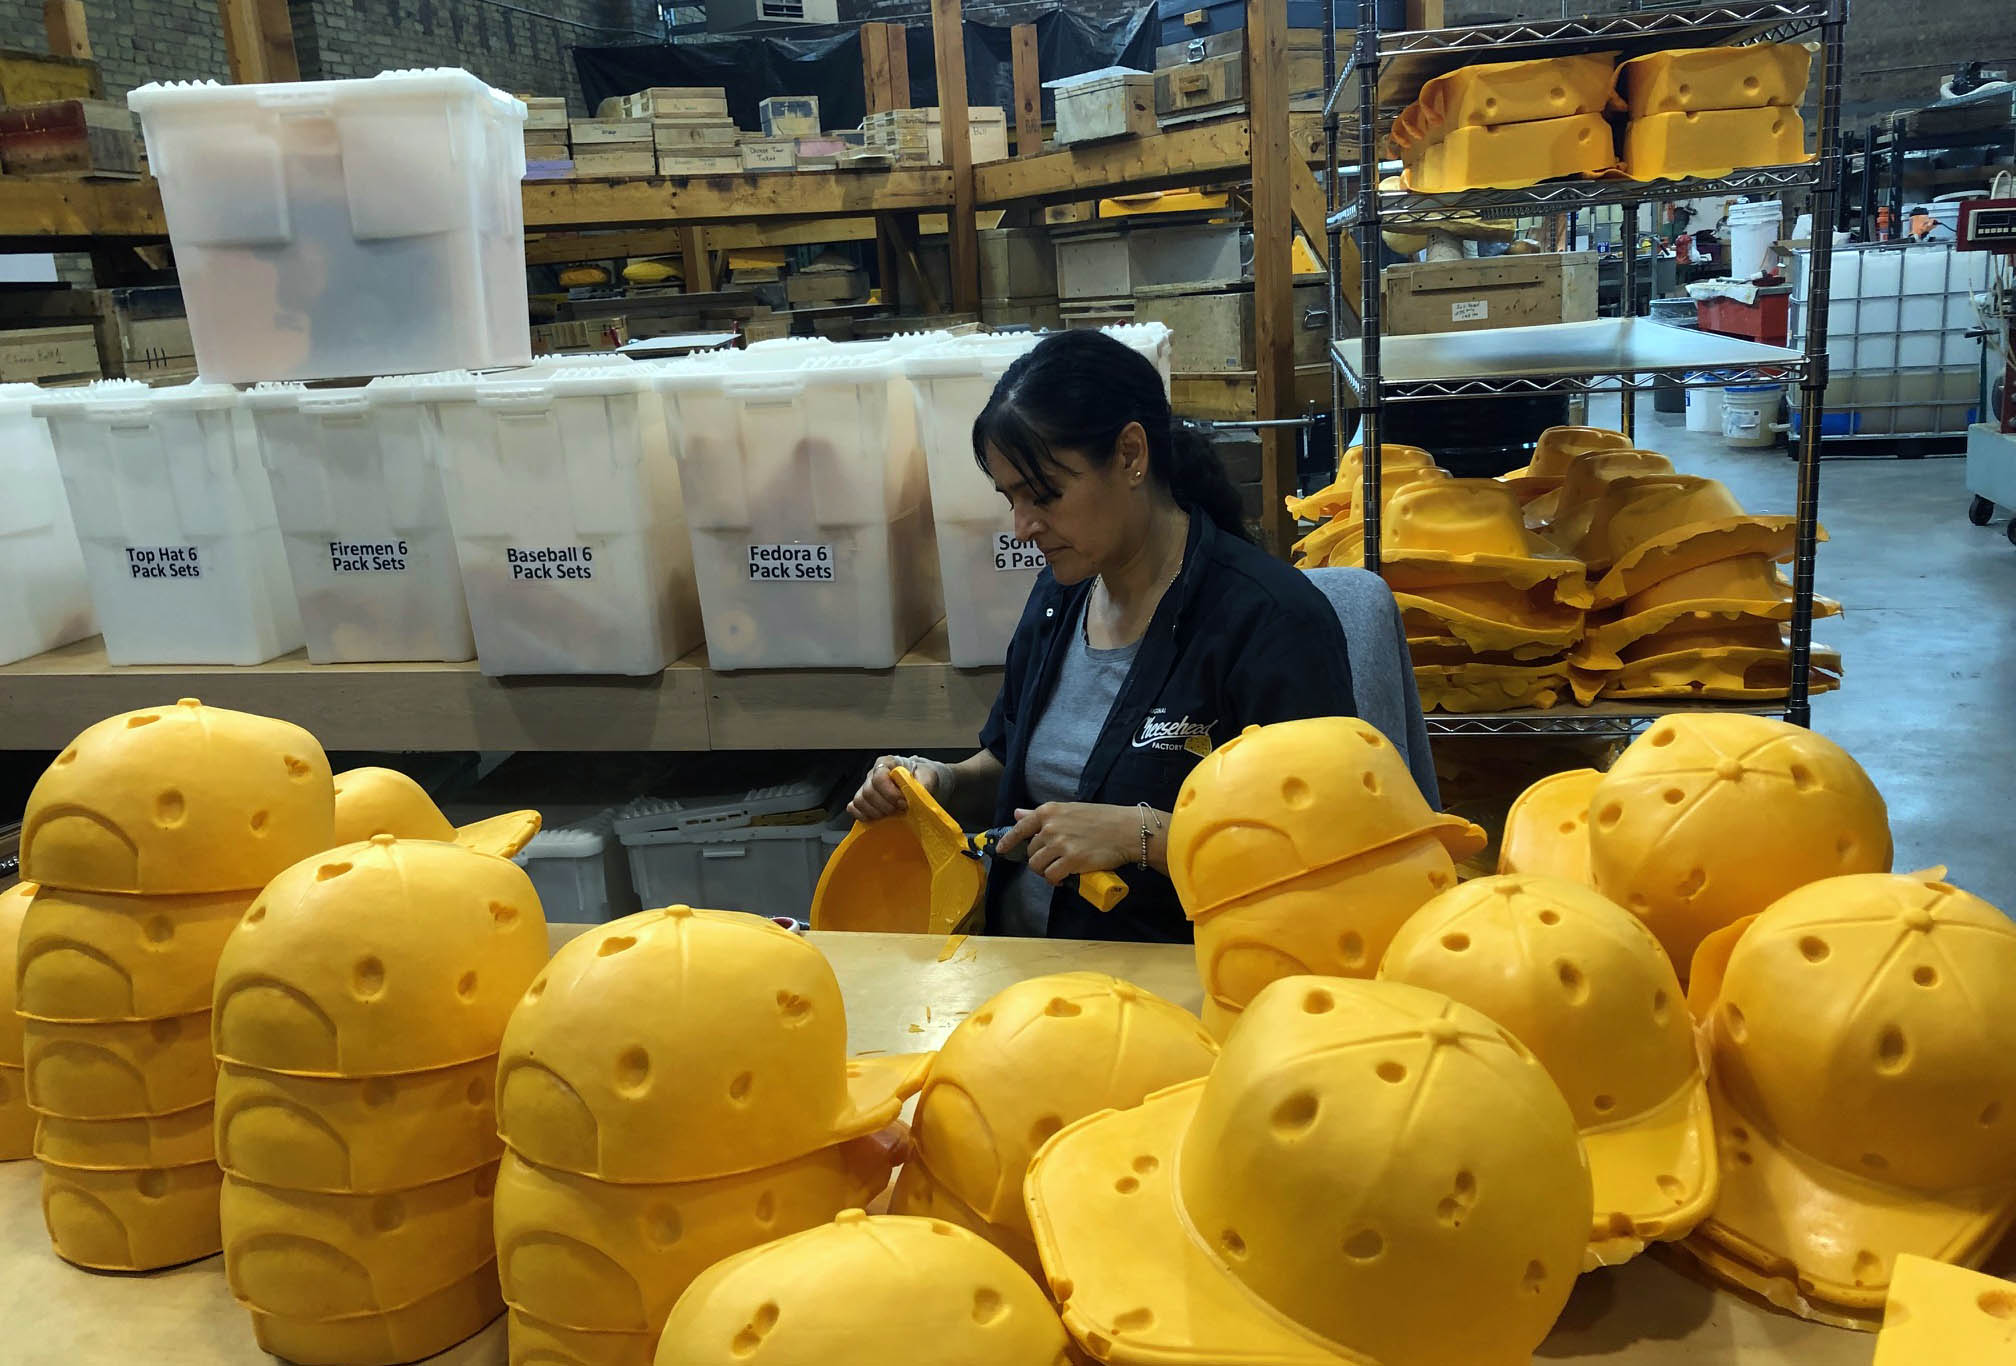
left=1684, top=376, right=1724, bottom=433
left=1728, top=200, right=1783, bottom=280
left=1722, top=384, right=1786, bottom=447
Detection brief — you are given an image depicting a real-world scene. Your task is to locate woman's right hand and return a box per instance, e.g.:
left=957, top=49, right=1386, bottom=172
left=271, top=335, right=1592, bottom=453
left=847, top=755, right=945, bottom=822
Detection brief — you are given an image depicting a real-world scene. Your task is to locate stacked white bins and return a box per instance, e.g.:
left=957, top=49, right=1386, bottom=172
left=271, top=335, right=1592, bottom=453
left=0, top=384, right=93, bottom=665
left=657, top=345, right=943, bottom=670
left=902, top=324, right=1173, bottom=667
left=247, top=379, right=475, bottom=662
left=33, top=380, right=301, bottom=665
left=426, top=362, right=701, bottom=675
left=124, top=69, right=531, bottom=384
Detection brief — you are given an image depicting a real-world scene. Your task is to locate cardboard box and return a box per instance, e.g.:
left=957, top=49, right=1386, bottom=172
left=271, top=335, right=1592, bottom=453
left=657, top=154, right=743, bottom=177
left=1132, top=283, right=1329, bottom=371
left=1381, top=253, right=1598, bottom=335
left=786, top=270, right=868, bottom=304
left=759, top=96, right=821, bottom=138
left=739, top=138, right=797, bottom=172
left=571, top=118, right=652, bottom=144
left=573, top=148, right=656, bottom=177
left=978, top=228, right=1057, bottom=300
left=0, top=323, right=99, bottom=383
left=0, top=99, right=138, bottom=178
left=1050, top=70, right=1158, bottom=144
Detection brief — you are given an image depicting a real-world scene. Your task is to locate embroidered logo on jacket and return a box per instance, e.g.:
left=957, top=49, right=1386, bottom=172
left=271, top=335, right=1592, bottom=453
left=1133, top=710, right=1215, bottom=754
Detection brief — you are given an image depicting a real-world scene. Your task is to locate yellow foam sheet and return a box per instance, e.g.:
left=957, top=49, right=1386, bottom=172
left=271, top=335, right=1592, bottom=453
left=1614, top=43, right=1813, bottom=119
left=1415, top=660, right=1573, bottom=713
left=1404, top=113, right=1618, bottom=193
left=1624, top=106, right=1811, bottom=181
left=1873, top=1255, right=2016, bottom=1363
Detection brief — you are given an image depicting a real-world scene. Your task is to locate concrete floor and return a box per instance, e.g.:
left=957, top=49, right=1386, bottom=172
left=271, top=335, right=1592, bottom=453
left=1595, top=396, right=2016, bottom=912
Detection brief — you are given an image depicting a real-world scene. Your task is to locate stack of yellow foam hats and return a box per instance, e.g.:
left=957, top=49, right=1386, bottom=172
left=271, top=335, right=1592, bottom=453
left=1394, top=51, right=1621, bottom=191
left=1614, top=43, right=1815, bottom=180
left=1, top=880, right=36, bottom=1161
left=1381, top=874, right=1717, bottom=1268
left=1873, top=1254, right=2016, bottom=1361
left=1499, top=425, right=1633, bottom=504
left=1027, top=975, right=1593, bottom=1364
left=1684, top=872, right=2016, bottom=1329
left=331, top=765, right=542, bottom=861
left=1523, top=447, right=1677, bottom=541
left=492, top=907, right=931, bottom=1366
left=1287, top=444, right=1446, bottom=569
left=652, top=1210, right=1070, bottom=1365
left=1586, top=712, right=1891, bottom=973
left=1168, top=717, right=1486, bottom=1041
left=16, top=698, right=334, bottom=1272
left=887, top=972, right=1218, bottom=1278
left=210, top=834, right=548, bottom=1364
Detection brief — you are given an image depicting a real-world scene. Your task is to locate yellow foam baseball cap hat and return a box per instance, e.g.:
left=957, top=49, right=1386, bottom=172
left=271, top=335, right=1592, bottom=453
left=41, top=1157, right=223, bottom=1271
left=1873, top=1254, right=2016, bottom=1362
left=0, top=1066, right=33, bottom=1161
left=1498, top=768, right=1603, bottom=884
left=1379, top=478, right=1595, bottom=603
left=1574, top=553, right=1841, bottom=669
left=652, top=1211, right=1071, bottom=1366
left=494, top=1137, right=896, bottom=1336
left=1169, top=718, right=1484, bottom=921
left=1380, top=874, right=1716, bottom=1267
left=23, top=1010, right=215, bottom=1119
left=1685, top=874, right=2016, bottom=1324
left=1527, top=451, right=1680, bottom=547
left=1500, top=426, right=1633, bottom=500
left=1588, top=713, right=1890, bottom=974
left=1285, top=443, right=1437, bottom=522
left=811, top=765, right=984, bottom=935
left=212, top=836, right=550, bottom=1078
left=1395, top=581, right=1587, bottom=658
left=33, top=1100, right=213, bottom=1171
left=22, top=698, right=335, bottom=896
left=1027, top=976, right=1592, bottom=1366
left=332, top=766, right=542, bottom=861
left=509, top=1308, right=655, bottom=1366
left=1290, top=465, right=1449, bottom=569
left=15, top=885, right=251, bottom=1025
left=1584, top=476, right=1816, bottom=606
left=0, top=881, right=31, bottom=1063
left=497, top=907, right=929, bottom=1184
left=887, top=1150, right=1043, bottom=1283
left=248, top=1259, right=503, bottom=1366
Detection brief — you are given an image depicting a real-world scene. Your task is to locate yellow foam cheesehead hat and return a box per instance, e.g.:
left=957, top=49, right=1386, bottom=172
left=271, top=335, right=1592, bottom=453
left=212, top=835, right=549, bottom=1078
left=1395, top=580, right=1587, bottom=658
left=247, top=1260, right=503, bottom=1366
left=332, top=766, right=542, bottom=861
left=651, top=1211, right=1071, bottom=1366
left=898, top=973, right=1217, bottom=1241
left=16, top=885, right=251, bottom=1025
left=1872, top=1254, right=2016, bottom=1363
left=1502, top=425, right=1632, bottom=493
left=1590, top=643, right=1844, bottom=704
left=1498, top=768, right=1603, bottom=884
left=1285, top=444, right=1437, bottom=522
left=1588, top=713, right=1889, bottom=973
left=509, top=1308, right=656, bottom=1366
left=497, top=907, right=929, bottom=1184
left=495, top=1138, right=895, bottom=1336
left=887, top=1149, right=1043, bottom=1281
left=1291, top=466, right=1450, bottom=570
left=1685, top=874, right=2016, bottom=1325
left=0, top=880, right=35, bottom=1159
left=1528, top=452, right=1680, bottom=545
left=1026, top=976, right=1592, bottom=1366
left=1380, top=874, right=1716, bottom=1267
left=1583, top=476, right=1814, bottom=605
left=35, top=1100, right=215, bottom=1171
left=22, top=698, right=334, bottom=895
left=23, top=1010, right=214, bottom=1119
left=1573, top=553, right=1841, bottom=670
left=811, top=765, right=984, bottom=935
left=41, top=1158, right=223, bottom=1271
left=1378, top=478, right=1595, bottom=603
left=1169, top=717, right=1484, bottom=921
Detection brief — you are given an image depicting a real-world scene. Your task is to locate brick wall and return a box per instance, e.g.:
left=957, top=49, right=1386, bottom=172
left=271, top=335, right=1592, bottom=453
left=0, top=0, right=229, bottom=97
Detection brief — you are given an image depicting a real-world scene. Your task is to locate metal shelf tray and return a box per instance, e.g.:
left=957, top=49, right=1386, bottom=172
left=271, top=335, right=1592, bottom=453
left=1424, top=700, right=1789, bottom=737
left=1332, top=163, right=1821, bottom=227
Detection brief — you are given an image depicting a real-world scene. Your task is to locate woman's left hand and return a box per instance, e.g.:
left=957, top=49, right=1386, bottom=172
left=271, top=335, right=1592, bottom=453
left=997, top=803, right=1139, bottom=884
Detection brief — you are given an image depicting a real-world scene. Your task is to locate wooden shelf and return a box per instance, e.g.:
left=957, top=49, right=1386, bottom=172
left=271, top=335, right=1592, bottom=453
left=975, top=118, right=1253, bottom=208
left=0, top=623, right=999, bottom=753
left=0, top=177, right=167, bottom=243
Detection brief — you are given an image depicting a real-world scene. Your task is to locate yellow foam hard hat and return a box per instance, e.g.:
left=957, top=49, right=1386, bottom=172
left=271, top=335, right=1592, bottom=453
left=15, top=886, right=252, bottom=1024
left=1380, top=874, right=1716, bottom=1267
left=1686, top=874, right=2016, bottom=1324
left=1573, top=554, right=1842, bottom=670
left=509, top=1308, right=656, bottom=1366
left=212, top=835, right=549, bottom=1078
left=1285, top=444, right=1437, bottom=522
left=1498, top=768, right=1603, bottom=884
left=247, top=1259, right=503, bottom=1366
left=904, top=973, right=1217, bottom=1240
left=1379, top=478, right=1594, bottom=603
left=32, top=1100, right=214, bottom=1170
left=23, top=1010, right=215, bottom=1119
left=0, top=1065, right=30, bottom=1161
left=1395, top=581, right=1587, bottom=658
left=1589, top=714, right=1889, bottom=973
left=332, top=766, right=542, bottom=861
left=221, top=1163, right=497, bottom=1322
left=0, top=881, right=31, bottom=1065
left=1169, top=718, right=1484, bottom=922
left=1412, top=659, right=1575, bottom=713
left=886, top=1148, right=1043, bottom=1282
left=41, top=1157, right=223, bottom=1270
left=497, top=907, right=929, bottom=1184
left=811, top=766, right=985, bottom=935
left=1584, top=476, right=1815, bottom=606
left=1027, top=976, right=1592, bottom=1366
left=1501, top=425, right=1632, bottom=495
left=651, top=1210, right=1071, bottom=1366
left=495, top=1136, right=896, bottom=1336
left=1873, top=1254, right=2016, bottom=1362
left=215, top=1055, right=503, bottom=1194
left=22, top=698, right=335, bottom=896
left=1194, top=832, right=1458, bottom=1037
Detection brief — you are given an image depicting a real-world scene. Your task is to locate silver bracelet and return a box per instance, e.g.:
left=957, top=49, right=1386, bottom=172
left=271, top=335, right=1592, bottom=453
left=1138, top=802, right=1153, bottom=870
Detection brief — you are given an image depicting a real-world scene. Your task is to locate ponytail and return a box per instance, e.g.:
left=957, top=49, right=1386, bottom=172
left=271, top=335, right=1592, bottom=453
left=972, top=329, right=1254, bottom=543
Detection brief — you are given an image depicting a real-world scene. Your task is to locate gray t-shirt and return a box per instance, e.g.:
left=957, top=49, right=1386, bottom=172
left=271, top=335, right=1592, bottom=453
left=998, top=597, right=1140, bottom=937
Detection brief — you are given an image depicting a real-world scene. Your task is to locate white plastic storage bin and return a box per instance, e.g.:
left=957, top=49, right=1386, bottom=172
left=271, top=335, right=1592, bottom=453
left=515, top=809, right=640, bottom=924
left=0, top=385, right=93, bottom=666
left=125, top=70, right=531, bottom=384
left=247, top=379, right=474, bottom=663
left=658, top=345, right=943, bottom=670
left=35, top=380, right=301, bottom=666
left=903, top=323, right=1172, bottom=667
left=615, top=776, right=842, bottom=921
left=426, top=362, right=701, bottom=676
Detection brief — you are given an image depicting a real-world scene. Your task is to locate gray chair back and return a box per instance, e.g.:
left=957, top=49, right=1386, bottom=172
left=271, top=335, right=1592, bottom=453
left=1304, top=567, right=1442, bottom=809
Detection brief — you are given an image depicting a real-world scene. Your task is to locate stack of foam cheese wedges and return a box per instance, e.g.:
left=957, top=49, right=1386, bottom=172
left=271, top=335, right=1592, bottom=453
left=491, top=907, right=930, bottom=1366
left=210, top=833, right=550, bottom=1364
left=16, top=698, right=334, bottom=1272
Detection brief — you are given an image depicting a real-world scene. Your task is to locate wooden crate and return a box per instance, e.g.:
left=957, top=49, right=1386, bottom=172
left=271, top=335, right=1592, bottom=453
left=923, top=106, right=1010, bottom=164
left=521, top=97, right=569, bottom=131
left=0, top=48, right=100, bottom=108
left=573, top=148, right=656, bottom=177
left=571, top=118, right=651, bottom=144
left=1132, top=283, right=1330, bottom=372
left=1052, top=71, right=1156, bottom=145
left=786, top=270, right=868, bottom=304
left=1155, top=54, right=1244, bottom=117
left=978, top=228, right=1056, bottom=301
left=0, top=323, right=99, bottom=383
left=655, top=121, right=738, bottom=151
left=981, top=296, right=1063, bottom=330
left=738, top=138, right=797, bottom=172
left=1382, top=253, right=1597, bottom=335
left=1155, top=29, right=1337, bottom=105
left=657, top=153, right=742, bottom=177
left=607, top=87, right=728, bottom=119
left=759, top=96, right=820, bottom=138
left=0, top=99, right=137, bottom=178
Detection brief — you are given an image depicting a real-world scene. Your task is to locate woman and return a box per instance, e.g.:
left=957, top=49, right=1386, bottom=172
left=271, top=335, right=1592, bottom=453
left=847, top=329, right=1357, bottom=942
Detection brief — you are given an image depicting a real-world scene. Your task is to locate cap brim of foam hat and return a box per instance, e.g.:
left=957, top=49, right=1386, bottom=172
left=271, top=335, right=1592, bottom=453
left=837, top=1051, right=934, bottom=1143
left=1025, top=1079, right=1346, bottom=1366
left=1497, top=767, right=1602, bottom=882
left=1575, top=593, right=1841, bottom=671
left=1583, top=1072, right=1719, bottom=1269
left=890, top=1154, right=1044, bottom=1282
left=1590, top=517, right=1809, bottom=606
left=454, top=810, right=543, bottom=861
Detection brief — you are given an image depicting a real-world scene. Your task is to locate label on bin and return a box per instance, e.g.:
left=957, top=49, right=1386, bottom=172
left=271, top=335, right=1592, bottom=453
left=507, top=545, right=595, bottom=580
left=1450, top=299, right=1489, bottom=322
left=993, top=534, right=1044, bottom=572
left=748, top=543, right=835, bottom=582
left=328, top=539, right=409, bottom=573
left=125, top=545, right=202, bottom=580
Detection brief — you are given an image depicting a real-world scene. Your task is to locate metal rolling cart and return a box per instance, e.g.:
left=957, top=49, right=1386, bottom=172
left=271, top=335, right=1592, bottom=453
left=1319, top=0, right=1848, bottom=734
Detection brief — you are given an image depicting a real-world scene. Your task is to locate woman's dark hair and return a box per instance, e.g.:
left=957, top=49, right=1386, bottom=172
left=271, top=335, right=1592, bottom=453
left=972, top=329, right=1252, bottom=542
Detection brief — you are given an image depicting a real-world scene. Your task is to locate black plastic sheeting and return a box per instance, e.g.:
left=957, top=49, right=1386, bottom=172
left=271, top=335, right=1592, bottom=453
left=573, top=6, right=1156, bottom=135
